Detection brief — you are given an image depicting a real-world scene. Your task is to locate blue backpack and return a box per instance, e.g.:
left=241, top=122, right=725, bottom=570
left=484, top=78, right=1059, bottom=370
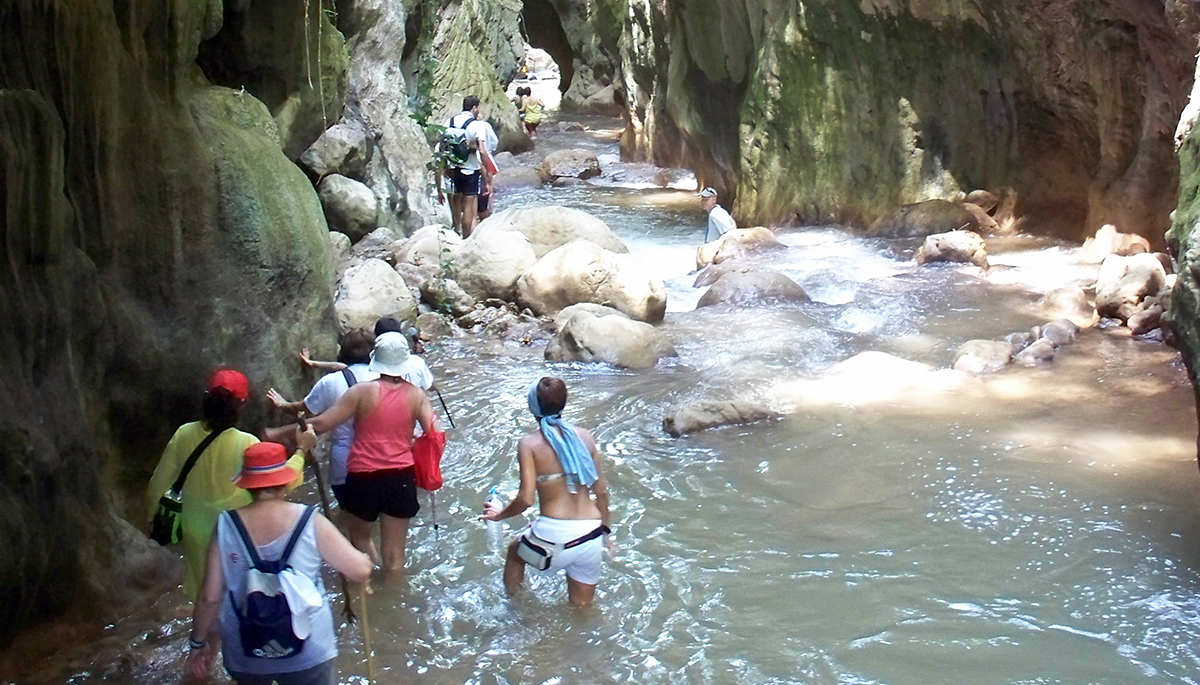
left=226, top=506, right=317, bottom=659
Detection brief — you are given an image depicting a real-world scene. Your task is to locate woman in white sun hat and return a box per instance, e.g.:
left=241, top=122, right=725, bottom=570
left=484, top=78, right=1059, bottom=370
left=291, top=331, right=437, bottom=571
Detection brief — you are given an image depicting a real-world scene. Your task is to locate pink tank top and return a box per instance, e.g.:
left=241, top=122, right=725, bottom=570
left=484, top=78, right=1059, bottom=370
left=346, top=382, right=415, bottom=473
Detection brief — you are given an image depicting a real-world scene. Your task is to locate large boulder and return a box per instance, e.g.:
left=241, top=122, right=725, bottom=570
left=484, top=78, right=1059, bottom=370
left=452, top=229, right=538, bottom=301
left=517, top=240, right=667, bottom=322
left=964, top=190, right=998, bottom=213
left=395, top=224, right=462, bottom=267
left=545, top=308, right=676, bottom=368
left=329, top=231, right=352, bottom=267
left=663, top=400, right=780, bottom=437
left=318, top=174, right=379, bottom=242
left=537, top=149, right=601, bottom=182
left=349, top=226, right=400, bottom=260
left=552, top=303, right=630, bottom=331
left=299, top=122, right=370, bottom=180
left=867, top=200, right=979, bottom=238
left=1082, top=224, right=1152, bottom=262
left=913, top=230, right=989, bottom=268
left=697, top=270, right=810, bottom=308
left=1095, top=253, right=1167, bottom=321
left=1040, top=319, right=1080, bottom=347
left=952, top=340, right=1013, bottom=375
left=960, top=202, right=1000, bottom=235
left=1014, top=338, right=1056, bottom=366
left=475, top=205, right=627, bottom=257
left=1038, top=286, right=1097, bottom=328
left=695, top=227, right=784, bottom=269
left=1129, top=303, right=1165, bottom=336
left=334, top=258, right=418, bottom=333
left=420, top=277, right=477, bottom=317
left=492, top=166, right=544, bottom=190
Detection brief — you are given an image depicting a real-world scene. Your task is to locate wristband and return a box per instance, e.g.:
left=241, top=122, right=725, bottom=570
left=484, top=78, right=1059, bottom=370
left=601, top=525, right=612, bottom=535
left=188, top=636, right=208, bottom=650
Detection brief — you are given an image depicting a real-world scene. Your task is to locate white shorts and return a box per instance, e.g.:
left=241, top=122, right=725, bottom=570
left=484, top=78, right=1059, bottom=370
left=525, top=516, right=604, bottom=586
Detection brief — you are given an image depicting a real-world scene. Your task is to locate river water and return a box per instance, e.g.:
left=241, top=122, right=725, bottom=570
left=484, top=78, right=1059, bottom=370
left=6, top=114, right=1200, bottom=684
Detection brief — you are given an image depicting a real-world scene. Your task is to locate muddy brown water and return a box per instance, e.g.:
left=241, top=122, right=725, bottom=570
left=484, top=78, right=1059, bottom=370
left=5, top=112, right=1199, bottom=684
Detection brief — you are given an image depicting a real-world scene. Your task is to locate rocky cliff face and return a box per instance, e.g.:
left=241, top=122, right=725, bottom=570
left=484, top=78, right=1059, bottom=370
left=0, top=0, right=342, bottom=644
left=612, top=0, right=1199, bottom=242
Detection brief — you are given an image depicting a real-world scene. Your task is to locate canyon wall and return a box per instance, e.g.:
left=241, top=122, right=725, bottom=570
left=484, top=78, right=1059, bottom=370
left=0, top=0, right=343, bottom=644
left=613, top=0, right=1200, bottom=242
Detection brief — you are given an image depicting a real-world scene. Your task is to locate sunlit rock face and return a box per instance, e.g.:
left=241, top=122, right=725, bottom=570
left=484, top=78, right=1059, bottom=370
left=612, top=0, right=1200, bottom=243
left=0, top=0, right=340, bottom=644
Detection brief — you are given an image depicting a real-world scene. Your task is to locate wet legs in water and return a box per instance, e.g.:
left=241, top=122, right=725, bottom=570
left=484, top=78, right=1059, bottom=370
left=503, top=539, right=596, bottom=607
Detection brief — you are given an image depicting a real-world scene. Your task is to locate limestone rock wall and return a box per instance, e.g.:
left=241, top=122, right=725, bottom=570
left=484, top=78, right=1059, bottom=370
left=614, top=0, right=1200, bottom=242
left=0, top=0, right=341, bottom=645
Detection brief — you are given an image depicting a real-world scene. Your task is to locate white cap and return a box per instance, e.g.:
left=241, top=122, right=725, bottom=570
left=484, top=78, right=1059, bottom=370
left=699, top=187, right=718, bottom=198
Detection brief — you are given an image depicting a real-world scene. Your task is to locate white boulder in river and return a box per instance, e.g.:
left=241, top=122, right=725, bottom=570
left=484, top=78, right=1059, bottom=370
left=334, top=258, right=417, bottom=333
left=395, top=224, right=462, bottom=267
left=1095, top=253, right=1167, bottom=321
left=697, top=269, right=809, bottom=307
left=452, top=229, right=538, bottom=301
left=517, top=240, right=667, bottom=322
left=695, top=227, right=784, bottom=269
left=914, top=229, right=989, bottom=268
left=663, top=400, right=780, bottom=437
left=952, top=340, right=1013, bottom=375
left=545, top=307, right=676, bottom=369
left=474, top=205, right=627, bottom=257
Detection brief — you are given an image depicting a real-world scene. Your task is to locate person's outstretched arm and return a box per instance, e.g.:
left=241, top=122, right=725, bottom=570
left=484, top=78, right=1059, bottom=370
left=299, top=347, right=346, bottom=372
left=266, top=388, right=308, bottom=416
left=314, top=514, right=373, bottom=581
left=484, top=438, right=537, bottom=521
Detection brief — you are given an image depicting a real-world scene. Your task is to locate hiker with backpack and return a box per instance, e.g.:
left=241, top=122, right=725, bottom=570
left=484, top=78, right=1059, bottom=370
left=481, top=377, right=614, bottom=608
left=146, top=369, right=305, bottom=599
left=266, top=332, right=439, bottom=572
left=184, top=438, right=372, bottom=685
left=436, top=95, right=494, bottom=238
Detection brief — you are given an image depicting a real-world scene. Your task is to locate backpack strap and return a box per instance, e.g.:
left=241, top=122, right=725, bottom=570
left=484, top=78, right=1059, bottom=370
left=226, top=505, right=317, bottom=573
left=278, top=505, right=318, bottom=569
left=169, top=427, right=228, bottom=495
left=226, top=509, right=267, bottom=571
left=341, top=367, right=357, bottom=388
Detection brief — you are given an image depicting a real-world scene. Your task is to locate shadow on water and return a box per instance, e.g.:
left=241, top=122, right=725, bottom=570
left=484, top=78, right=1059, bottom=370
left=8, top=116, right=1200, bottom=684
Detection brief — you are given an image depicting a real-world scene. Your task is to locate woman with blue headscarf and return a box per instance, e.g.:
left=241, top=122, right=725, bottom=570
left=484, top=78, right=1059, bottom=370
left=482, top=377, right=613, bottom=607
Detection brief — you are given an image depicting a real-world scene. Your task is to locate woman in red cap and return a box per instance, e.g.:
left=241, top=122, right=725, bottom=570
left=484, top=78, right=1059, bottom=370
left=146, top=369, right=305, bottom=598
left=185, top=439, right=371, bottom=685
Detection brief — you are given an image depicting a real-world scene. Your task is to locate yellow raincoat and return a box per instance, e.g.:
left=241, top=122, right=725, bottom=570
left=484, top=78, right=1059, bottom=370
left=145, top=422, right=303, bottom=597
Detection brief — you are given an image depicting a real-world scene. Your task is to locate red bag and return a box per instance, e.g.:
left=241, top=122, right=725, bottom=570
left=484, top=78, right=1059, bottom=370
left=412, top=430, right=446, bottom=492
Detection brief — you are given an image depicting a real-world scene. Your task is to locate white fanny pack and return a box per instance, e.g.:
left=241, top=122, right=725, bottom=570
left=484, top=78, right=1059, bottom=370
left=516, top=525, right=610, bottom=571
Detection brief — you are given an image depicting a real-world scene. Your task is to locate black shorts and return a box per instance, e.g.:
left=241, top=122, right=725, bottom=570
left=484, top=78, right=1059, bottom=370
left=339, top=468, right=419, bottom=521
left=331, top=483, right=347, bottom=509
left=451, top=168, right=481, bottom=196
left=478, top=191, right=491, bottom=213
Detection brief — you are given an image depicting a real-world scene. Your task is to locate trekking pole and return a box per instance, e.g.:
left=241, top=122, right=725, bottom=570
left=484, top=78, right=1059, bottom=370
left=297, top=413, right=357, bottom=625
left=357, top=585, right=376, bottom=685
left=433, top=386, right=455, bottom=428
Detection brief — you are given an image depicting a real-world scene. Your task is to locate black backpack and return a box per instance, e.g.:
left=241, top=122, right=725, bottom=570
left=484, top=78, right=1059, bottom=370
left=227, top=506, right=317, bottom=660
left=439, top=113, right=473, bottom=168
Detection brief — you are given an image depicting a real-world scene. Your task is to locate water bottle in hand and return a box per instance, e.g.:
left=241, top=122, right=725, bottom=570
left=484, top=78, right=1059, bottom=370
left=485, top=487, right=503, bottom=551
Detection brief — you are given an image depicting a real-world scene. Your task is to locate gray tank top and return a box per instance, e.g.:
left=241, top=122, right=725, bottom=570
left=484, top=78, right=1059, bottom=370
left=217, top=506, right=337, bottom=674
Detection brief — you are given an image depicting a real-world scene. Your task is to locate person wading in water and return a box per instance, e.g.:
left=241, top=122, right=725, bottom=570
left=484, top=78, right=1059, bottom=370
left=185, top=439, right=372, bottom=685
left=482, top=377, right=614, bottom=607
left=699, top=186, right=736, bottom=244
left=268, top=332, right=436, bottom=571
left=146, top=369, right=304, bottom=598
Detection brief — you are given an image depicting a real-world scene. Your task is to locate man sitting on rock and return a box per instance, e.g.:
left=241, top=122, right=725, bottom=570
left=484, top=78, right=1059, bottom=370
left=437, top=95, right=494, bottom=238
left=700, top=187, right=736, bottom=244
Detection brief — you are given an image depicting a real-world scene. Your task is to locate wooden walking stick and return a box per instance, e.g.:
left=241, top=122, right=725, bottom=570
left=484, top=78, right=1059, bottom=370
left=297, top=413, right=357, bottom=624
left=357, top=584, right=376, bottom=685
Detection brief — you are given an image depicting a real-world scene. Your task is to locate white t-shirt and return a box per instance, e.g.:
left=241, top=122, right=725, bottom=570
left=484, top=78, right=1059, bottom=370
left=448, top=111, right=491, bottom=174
left=706, top=204, right=737, bottom=243
left=303, top=364, right=378, bottom=485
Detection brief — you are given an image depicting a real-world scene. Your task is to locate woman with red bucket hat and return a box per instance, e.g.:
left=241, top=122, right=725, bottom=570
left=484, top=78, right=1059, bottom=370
left=146, top=369, right=305, bottom=598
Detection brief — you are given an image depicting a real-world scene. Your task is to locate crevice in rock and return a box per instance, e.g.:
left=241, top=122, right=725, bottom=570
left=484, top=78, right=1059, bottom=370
left=521, top=0, right=575, bottom=94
